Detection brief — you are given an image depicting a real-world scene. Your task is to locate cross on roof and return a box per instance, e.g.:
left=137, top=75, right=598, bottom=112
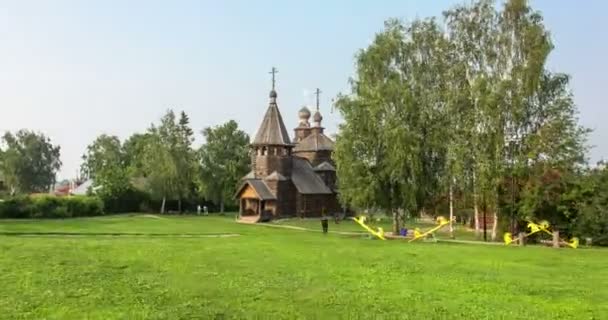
left=315, top=88, right=322, bottom=111
left=269, top=67, right=278, bottom=90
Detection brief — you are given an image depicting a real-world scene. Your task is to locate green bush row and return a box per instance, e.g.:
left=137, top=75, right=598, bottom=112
left=0, top=195, right=104, bottom=219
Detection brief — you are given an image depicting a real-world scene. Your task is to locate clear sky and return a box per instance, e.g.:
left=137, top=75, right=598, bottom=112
left=1, top=0, right=606, bottom=179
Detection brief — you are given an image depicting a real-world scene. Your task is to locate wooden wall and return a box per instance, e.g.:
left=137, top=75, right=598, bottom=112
left=295, top=193, right=340, bottom=218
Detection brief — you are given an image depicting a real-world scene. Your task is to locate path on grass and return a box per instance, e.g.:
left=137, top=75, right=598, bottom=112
left=0, top=232, right=241, bottom=238
left=437, top=239, right=503, bottom=245
left=251, top=222, right=372, bottom=236
left=251, top=222, right=504, bottom=245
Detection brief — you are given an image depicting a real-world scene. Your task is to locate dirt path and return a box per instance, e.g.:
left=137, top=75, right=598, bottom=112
left=251, top=222, right=505, bottom=245
left=0, top=232, right=241, bottom=238
left=252, top=222, right=366, bottom=236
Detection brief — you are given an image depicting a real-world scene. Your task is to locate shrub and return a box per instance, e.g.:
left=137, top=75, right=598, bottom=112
left=0, top=195, right=104, bottom=219
left=52, top=205, right=69, bottom=218
left=30, top=195, right=61, bottom=218
left=0, top=196, right=32, bottom=218
left=78, top=196, right=104, bottom=217
left=100, top=188, right=149, bottom=214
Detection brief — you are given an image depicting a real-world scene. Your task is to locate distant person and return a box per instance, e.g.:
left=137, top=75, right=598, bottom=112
left=203, top=205, right=209, bottom=216
left=321, top=216, right=329, bottom=234
left=321, top=208, right=329, bottom=234
left=197, top=205, right=201, bottom=215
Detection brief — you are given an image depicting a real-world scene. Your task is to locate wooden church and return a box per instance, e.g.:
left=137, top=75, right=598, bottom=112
left=236, top=72, right=340, bottom=222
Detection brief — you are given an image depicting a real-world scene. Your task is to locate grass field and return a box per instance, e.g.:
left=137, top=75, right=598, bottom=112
left=1, top=215, right=606, bottom=319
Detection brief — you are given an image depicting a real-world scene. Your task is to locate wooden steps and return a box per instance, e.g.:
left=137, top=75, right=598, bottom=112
left=237, top=215, right=260, bottom=224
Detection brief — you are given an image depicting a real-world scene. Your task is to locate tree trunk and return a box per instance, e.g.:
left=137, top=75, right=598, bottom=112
left=491, top=210, right=498, bottom=241
left=220, top=200, right=225, bottom=213
left=483, top=205, right=487, bottom=242
left=161, top=197, right=166, bottom=214
left=449, top=182, right=455, bottom=239
left=473, top=173, right=481, bottom=239
left=474, top=196, right=481, bottom=239
left=392, top=209, right=400, bottom=235
left=178, top=199, right=182, bottom=214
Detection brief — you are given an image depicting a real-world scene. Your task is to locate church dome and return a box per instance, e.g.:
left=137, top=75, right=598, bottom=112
left=313, top=110, right=323, bottom=123
left=269, top=90, right=277, bottom=98
left=298, top=106, right=311, bottom=120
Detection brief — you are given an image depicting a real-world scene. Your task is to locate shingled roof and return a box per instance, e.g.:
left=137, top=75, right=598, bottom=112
left=291, top=157, right=333, bottom=194
left=252, top=91, right=292, bottom=146
left=241, top=171, right=256, bottom=180
left=293, top=132, right=335, bottom=152
left=235, top=179, right=276, bottom=200
left=265, top=171, right=287, bottom=181
left=314, top=161, right=336, bottom=172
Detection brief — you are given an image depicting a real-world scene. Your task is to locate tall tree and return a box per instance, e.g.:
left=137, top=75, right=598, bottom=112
left=334, top=19, right=451, bottom=233
left=141, top=110, right=197, bottom=213
left=81, top=134, right=129, bottom=201
left=444, top=0, right=556, bottom=240
left=142, top=129, right=178, bottom=213
left=175, top=111, right=197, bottom=212
left=199, top=120, right=249, bottom=213
left=517, top=72, right=589, bottom=226
left=444, top=0, right=501, bottom=239
left=0, top=130, right=61, bottom=194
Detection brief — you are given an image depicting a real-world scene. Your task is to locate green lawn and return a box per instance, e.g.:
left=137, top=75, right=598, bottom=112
left=0, top=215, right=606, bottom=319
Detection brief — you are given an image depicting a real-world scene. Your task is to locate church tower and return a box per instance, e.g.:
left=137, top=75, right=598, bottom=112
left=293, top=106, right=312, bottom=143
left=250, top=67, right=294, bottom=178
left=293, top=88, right=335, bottom=166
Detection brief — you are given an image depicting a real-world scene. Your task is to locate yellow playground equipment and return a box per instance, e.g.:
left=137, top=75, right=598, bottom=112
left=408, top=216, right=450, bottom=242
left=503, top=220, right=578, bottom=248
left=352, top=216, right=386, bottom=240
left=353, top=215, right=451, bottom=242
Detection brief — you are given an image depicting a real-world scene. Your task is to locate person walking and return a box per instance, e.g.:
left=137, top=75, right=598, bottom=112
left=321, top=208, right=329, bottom=234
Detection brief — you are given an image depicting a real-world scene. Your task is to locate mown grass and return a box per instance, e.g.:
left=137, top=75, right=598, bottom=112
left=0, top=214, right=245, bottom=235
left=0, top=215, right=606, bottom=319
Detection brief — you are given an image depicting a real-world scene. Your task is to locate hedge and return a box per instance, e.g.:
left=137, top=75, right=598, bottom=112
left=0, top=195, right=104, bottom=219
left=100, top=188, right=150, bottom=214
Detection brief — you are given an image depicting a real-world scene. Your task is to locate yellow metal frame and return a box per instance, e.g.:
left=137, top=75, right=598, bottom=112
left=352, top=216, right=386, bottom=240
left=503, top=220, right=578, bottom=249
left=408, top=216, right=450, bottom=242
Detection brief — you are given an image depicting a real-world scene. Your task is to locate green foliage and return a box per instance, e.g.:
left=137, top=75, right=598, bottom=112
left=100, top=188, right=149, bottom=214
left=30, top=195, right=62, bottom=218
left=81, top=134, right=143, bottom=213
left=81, top=134, right=130, bottom=199
left=199, top=120, right=250, bottom=212
left=0, top=195, right=103, bottom=219
left=80, top=110, right=199, bottom=214
left=123, top=133, right=153, bottom=177
left=142, top=110, right=198, bottom=212
left=336, top=0, right=589, bottom=238
left=0, top=130, right=62, bottom=194
left=142, top=132, right=178, bottom=203
left=334, top=19, right=452, bottom=232
left=0, top=196, right=33, bottom=218
left=573, top=164, right=608, bottom=245
left=65, top=196, right=104, bottom=217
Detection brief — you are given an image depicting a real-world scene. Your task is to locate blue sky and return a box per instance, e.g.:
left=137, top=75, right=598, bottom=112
left=1, top=0, right=606, bottom=179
